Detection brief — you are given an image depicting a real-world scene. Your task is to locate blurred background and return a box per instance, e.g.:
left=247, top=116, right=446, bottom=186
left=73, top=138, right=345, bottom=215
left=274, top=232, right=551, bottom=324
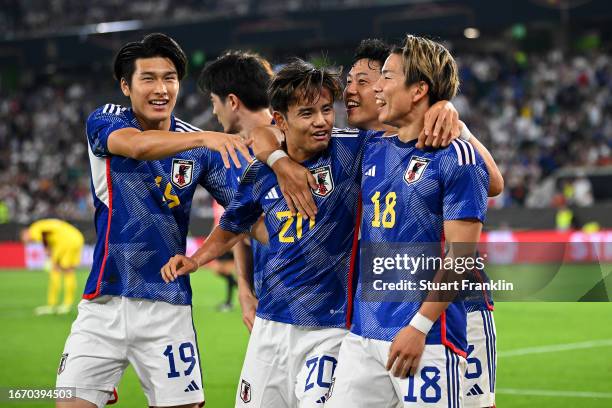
left=0, top=1, right=610, bottom=407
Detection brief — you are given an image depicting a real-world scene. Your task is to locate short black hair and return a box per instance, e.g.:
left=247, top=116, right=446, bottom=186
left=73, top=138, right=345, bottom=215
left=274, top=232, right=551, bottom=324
left=351, top=38, right=391, bottom=68
left=113, top=33, right=187, bottom=85
left=198, top=50, right=273, bottom=111
left=269, top=59, right=342, bottom=115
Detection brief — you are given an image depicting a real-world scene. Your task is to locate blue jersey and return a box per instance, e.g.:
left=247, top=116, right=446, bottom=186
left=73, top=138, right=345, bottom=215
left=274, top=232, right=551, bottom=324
left=352, top=137, right=489, bottom=355
left=219, top=129, right=380, bottom=327
left=85, top=103, right=238, bottom=305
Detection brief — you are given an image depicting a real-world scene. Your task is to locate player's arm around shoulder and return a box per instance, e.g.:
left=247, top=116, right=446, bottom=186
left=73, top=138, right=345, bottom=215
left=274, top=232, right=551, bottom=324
left=87, top=104, right=250, bottom=166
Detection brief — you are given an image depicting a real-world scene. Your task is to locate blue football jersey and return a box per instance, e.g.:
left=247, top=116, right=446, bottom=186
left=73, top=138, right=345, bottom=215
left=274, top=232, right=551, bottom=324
left=84, top=103, right=239, bottom=305
left=219, top=129, right=381, bottom=327
left=352, top=137, right=489, bottom=355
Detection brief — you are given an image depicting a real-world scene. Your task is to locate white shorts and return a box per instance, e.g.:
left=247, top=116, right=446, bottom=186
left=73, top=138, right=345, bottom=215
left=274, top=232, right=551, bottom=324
left=56, top=295, right=204, bottom=408
left=326, top=332, right=466, bottom=408
left=464, top=310, right=496, bottom=408
left=236, top=317, right=347, bottom=408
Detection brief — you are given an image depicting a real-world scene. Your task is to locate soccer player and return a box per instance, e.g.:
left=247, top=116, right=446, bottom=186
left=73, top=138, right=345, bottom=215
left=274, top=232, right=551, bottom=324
left=161, top=59, right=375, bottom=408
left=197, top=50, right=276, bottom=329
left=21, top=218, right=84, bottom=315
left=345, top=39, right=500, bottom=408
left=326, top=35, right=489, bottom=408
left=55, top=33, right=250, bottom=408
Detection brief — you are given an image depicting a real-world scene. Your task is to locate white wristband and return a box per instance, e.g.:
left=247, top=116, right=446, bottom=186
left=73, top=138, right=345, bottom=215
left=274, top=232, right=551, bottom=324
left=409, top=312, right=434, bottom=335
left=459, top=125, right=472, bottom=143
left=266, top=149, right=288, bottom=168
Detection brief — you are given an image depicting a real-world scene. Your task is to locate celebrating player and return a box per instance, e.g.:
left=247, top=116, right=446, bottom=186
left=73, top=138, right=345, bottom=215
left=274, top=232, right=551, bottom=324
left=345, top=38, right=500, bottom=408
left=161, top=59, right=378, bottom=407
left=326, top=35, right=489, bottom=408
left=197, top=50, right=276, bottom=329
left=55, top=33, right=251, bottom=408
left=21, top=218, right=84, bottom=315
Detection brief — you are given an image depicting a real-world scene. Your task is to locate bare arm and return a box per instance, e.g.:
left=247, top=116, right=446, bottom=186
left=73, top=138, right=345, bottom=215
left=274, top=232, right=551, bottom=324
left=107, top=127, right=251, bottom=168
left=161, top=226, right=246, bottom=282
left=250, top=126, right=318, bottom=219
left=461, top=124, right=504, bottom=197
left=387, top=219, right=482, bottom=378
left=233, top=239, right=258, bottom=332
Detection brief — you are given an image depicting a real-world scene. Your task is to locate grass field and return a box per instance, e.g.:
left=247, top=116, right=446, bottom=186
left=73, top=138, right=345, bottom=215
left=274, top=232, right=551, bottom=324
left=1, top=268, right=611, bottom=407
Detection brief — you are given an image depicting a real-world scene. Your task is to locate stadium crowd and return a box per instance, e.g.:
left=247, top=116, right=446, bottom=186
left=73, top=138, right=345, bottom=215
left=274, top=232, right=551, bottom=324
left=0, top=48, right=609, bottom=222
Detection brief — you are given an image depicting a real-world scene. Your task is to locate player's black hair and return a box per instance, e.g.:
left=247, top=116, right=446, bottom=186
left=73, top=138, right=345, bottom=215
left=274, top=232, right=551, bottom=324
left=269, top=58, right=342, bottom=115
left=198, top=50, right=273, bottom=111
left=351, top=38, right=391, bottom=68
left=113, top=33, right=187, bottom=86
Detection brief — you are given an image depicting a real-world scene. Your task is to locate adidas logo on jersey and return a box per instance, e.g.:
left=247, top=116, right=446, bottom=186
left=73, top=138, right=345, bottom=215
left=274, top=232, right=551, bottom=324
left=184, top=380, right=200, bottom=392
left=364, top=165, right=376, bottom=177
left=265, top=187, right=280, bottom=200
left=466, top=383, right=484, bottom=396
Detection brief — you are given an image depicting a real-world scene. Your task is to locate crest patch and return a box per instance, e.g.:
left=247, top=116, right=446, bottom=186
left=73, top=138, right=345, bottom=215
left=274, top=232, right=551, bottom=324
left=310, top=165, right=334, bottom=197
left=171, top=159, right=194, bottom=189
left=240, top=379, right=252, bottom=403
left=404, top=156, right=431, bottom=184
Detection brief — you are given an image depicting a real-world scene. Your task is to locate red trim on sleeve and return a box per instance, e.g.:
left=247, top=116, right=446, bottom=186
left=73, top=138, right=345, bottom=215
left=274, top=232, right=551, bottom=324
left=345, top=194, right=362, bottom=329
left=83, top=157, right=113, bottom=300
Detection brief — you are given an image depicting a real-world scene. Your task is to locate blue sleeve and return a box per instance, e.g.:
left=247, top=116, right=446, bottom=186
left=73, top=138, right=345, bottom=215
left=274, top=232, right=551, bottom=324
left=219, top=168, right=264, bottom=234
left=440, top=140, right=489, bottom=223
left=86, top=104, right=134, bottom=157
left=198, top=148, right=253, bottom=208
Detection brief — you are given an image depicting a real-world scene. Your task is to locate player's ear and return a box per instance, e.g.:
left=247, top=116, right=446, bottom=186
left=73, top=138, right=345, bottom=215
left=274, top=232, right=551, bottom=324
left=412, top=80, right=429, bottom=104
left=120, top=78, right=131, bottom=97
left=227, top=94, right=240, bottom=111
left=272, top=111, right=288, bottom=132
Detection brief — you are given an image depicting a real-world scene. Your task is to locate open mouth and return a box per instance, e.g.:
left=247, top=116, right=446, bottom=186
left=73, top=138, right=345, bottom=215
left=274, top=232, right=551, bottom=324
left=312, top=130, right=329, bottom=141
left=346, top=99, right=360, bottom=111
left=375, top=97, right=387, bottom=108
left=149, top=99, right=169, bottom=108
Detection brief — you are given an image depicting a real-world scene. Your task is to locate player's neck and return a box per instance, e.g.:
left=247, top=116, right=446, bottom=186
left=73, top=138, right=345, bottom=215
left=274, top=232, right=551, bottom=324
left=237, top=109, right=273, bottom=141
left=397, top=104, right=427, bottom=143
left=286, top=142, right=317, bottom=163
left=135, top=114, right=172, bottom=132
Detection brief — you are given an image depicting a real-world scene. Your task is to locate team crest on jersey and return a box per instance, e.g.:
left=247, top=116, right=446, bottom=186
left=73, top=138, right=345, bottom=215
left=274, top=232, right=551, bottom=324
left=404, top=156, right=431, bottom=184
left=171, top=159, right=194, bottom=189
left=57, top=353, right=68, bottom=375
left=310, top=165, right=334, bottom=197
left=240, top=379, right=252, bottom=403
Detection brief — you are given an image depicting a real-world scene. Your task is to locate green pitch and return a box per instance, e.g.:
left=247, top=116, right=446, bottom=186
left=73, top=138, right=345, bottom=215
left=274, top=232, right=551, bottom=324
left=0, top=268, right=611, bottom=407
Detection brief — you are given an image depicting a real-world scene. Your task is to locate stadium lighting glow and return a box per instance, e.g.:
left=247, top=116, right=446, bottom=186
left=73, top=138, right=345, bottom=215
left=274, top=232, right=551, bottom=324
left=464, top=27, right=480, bottom=39
left=95, top=20, right=143, bottom=34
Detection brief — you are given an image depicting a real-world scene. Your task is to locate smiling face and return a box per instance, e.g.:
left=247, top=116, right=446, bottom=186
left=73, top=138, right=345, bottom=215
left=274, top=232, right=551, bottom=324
left=344, top=58, right=384, bottom=130
left=121, top=57, right=179, bottom=130
left=374, top=53, right=418, bottom=128
left=275, top=87, right=335, bottom=162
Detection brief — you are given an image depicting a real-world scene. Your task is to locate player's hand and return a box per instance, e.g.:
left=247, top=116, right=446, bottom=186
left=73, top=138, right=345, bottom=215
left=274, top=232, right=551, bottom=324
left=417, top=101, right=460, bottom=149
left=238, top=289, right=258, bottom=333
left=273, top=157, right=318, bottom=219
left=200, top=132, right=253, bottom=169
left=386, top=325, right=426, bottom=378
left=161, top=255, right=199, bottom=283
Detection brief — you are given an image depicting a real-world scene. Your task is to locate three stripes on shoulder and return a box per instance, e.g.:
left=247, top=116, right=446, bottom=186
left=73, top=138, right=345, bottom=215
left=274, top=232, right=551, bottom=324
left=450, top=139, right=476, bottom=166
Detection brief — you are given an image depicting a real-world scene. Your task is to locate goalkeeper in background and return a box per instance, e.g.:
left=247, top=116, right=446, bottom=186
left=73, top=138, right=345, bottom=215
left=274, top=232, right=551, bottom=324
left=21, top=218, right=84, bottom=315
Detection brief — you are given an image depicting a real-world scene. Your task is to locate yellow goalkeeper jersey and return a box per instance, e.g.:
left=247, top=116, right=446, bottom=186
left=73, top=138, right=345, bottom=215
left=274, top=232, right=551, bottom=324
left=28, top=219, right=85, bottom=249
